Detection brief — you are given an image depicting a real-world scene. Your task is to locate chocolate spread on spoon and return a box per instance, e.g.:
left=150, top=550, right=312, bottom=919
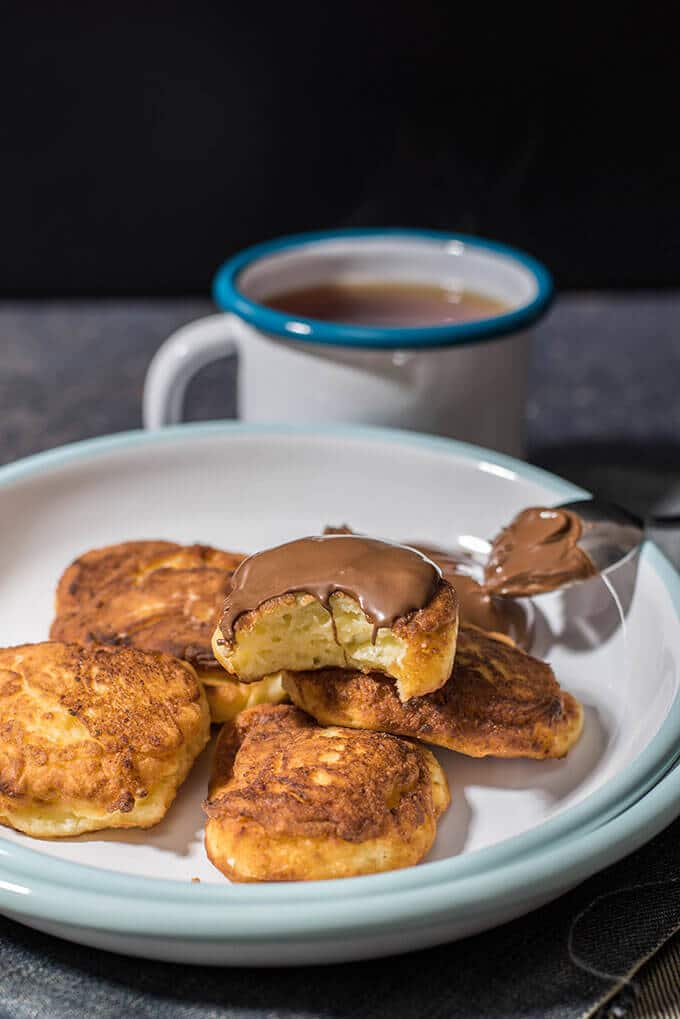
left=484, top=507, right=596, bottom=597
left=219, top=535, right=442, bottom=640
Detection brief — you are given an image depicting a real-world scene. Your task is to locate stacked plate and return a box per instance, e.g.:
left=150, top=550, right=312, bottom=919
left=0, top=424, right=678, bottom=965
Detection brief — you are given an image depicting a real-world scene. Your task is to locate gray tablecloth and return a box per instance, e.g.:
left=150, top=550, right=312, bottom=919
left=1, top=295, right=679, bottom=1018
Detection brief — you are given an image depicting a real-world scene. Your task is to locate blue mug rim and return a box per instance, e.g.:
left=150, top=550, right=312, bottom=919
left=212, top=227, right=554, bottom=350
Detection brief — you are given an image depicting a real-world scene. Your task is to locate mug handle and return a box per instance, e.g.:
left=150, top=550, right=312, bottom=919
left=143, top=314, right=240, bottom=429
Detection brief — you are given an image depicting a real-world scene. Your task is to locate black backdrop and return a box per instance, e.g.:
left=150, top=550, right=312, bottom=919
left=2, top=3, right=678, bottom=295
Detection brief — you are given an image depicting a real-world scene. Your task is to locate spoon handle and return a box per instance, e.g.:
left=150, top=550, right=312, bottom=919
left=647, top=513, right=680, bottom=527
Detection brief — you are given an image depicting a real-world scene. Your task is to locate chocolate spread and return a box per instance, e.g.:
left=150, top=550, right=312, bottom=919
left=484, top=508, right=596, bottom=597
left=220, top=535, right=441, bottom=639
left=411, top=544, right=530, bottom=647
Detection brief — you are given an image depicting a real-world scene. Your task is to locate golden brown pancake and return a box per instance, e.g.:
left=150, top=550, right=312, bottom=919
left=0, top=642, right=210, bottom=837
left=284, top=628, right=583, bottom=760
left=212, top=583, right=459, bottom=703
left=202, top=672, right=288, bottom=724
left=49, top=540, right=285, bottom=722
left=51, top=540, right=243, bottom=678
left=204, top=704, right=450, bottom=881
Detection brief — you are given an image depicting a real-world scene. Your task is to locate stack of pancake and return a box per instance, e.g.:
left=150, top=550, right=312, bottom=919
left=0, top=533, right=583, bottom=883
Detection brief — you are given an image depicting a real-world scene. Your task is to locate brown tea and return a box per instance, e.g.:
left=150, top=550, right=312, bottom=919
left=264, top=280, right=508, bottom=327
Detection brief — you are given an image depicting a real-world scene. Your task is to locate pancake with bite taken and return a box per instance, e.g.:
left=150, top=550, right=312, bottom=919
left=212, top=535, right=459, bottom=702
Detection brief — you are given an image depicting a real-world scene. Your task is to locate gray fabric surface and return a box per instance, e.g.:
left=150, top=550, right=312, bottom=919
left=0, top=295, right=679, bottom=1017
left=629, top=937, right=680, bottom=1018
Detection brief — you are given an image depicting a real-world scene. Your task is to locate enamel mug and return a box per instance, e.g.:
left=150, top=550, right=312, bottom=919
left=143, top=229, right=552, bottom=455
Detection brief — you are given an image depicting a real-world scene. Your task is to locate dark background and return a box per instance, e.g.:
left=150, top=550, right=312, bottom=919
left=2, top=11, right=680, bottom=1012
left=2, top=3, right=678, bottom=296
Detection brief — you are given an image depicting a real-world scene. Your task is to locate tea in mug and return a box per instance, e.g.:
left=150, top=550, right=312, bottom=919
left=264, top=281, right=509, bottom=327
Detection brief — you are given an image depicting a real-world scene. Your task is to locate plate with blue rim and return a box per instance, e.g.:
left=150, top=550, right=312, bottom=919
left=0, top=423, right=678, bottom=965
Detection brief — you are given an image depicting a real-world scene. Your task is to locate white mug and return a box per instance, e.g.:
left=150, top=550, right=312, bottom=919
left=143, top=229, right=552, bottom=456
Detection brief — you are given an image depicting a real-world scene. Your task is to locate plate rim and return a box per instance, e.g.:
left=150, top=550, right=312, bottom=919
left=1, top=421, right=679, bottom=939
left=7, top=757, right=680, bottom=946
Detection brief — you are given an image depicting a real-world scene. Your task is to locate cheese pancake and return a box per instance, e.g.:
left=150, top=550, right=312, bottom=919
left=0, top=642, right=210, bottom=837
left=49, top=540, right=287, bottom=721
left=202, top=672, right=287, bottom=724
left=212, top=583, right=459, bottom=703
left=51, top=540, right=243, bottom=679
left=204, top=704, right=450, bottom=881
left=284, top=628, right=583, bottom=760
left=212, top=535, right=459, bottom=702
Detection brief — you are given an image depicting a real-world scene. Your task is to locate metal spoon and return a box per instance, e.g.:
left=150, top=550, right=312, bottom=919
left=557, top=499, right=680, bottom=579
left=457, top=500, right=644, bottom=580
left=557, top=499, right=644, bottom=576
left=453, top=500, right=677, bottom=593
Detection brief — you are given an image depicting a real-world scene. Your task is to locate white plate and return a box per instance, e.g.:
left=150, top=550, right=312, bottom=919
left=0, top=423, right=678, bottom=964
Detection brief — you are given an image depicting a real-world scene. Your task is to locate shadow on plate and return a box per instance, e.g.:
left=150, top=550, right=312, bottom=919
left=529, top=546, right=638, bottom=657
left=428, top=703, right=609, bottom=861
